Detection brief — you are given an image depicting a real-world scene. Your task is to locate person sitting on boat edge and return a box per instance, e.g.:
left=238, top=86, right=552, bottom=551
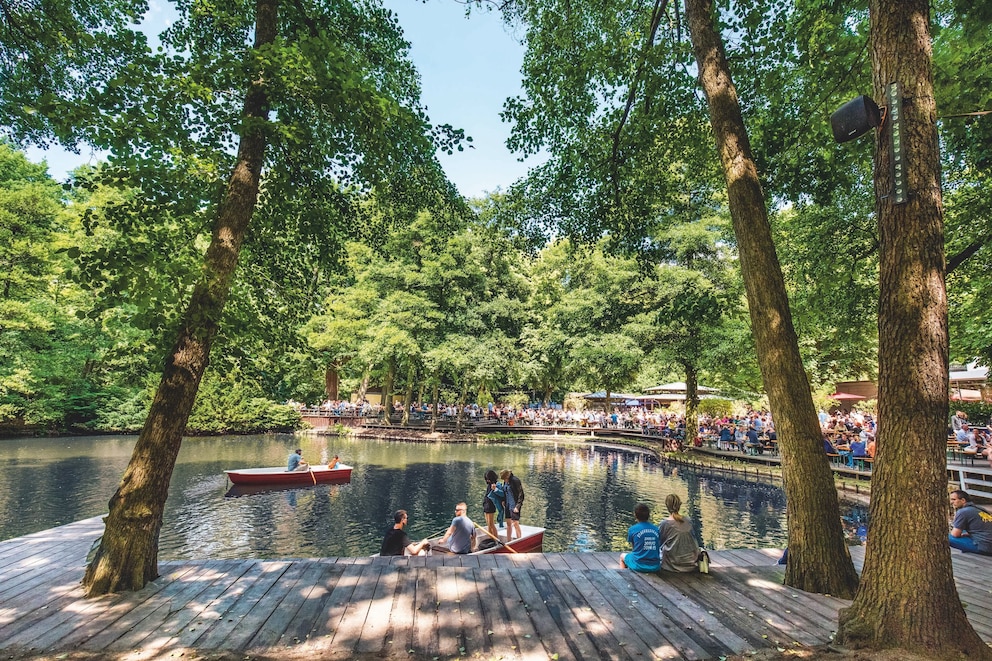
left=287, top=448, right=309, bottom=472
left=380, top=510, right=430, bottom=556
left=620, top=503, right=660, bottom=573
left=438, top=502, right=476, bottom=554
left=949, top=490, right=992, bottom=556
left=328, top=454, right=341, bottom=469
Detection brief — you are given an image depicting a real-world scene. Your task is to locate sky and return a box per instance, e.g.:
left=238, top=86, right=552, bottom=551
left=25, top=0, right=536, bottom=200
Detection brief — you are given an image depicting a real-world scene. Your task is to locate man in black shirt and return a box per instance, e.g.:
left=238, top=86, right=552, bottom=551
left=380, top=509, right=429, bottom=556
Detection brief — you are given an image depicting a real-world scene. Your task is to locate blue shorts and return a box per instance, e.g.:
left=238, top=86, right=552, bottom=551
left=622, top=553, right=660, bottom=573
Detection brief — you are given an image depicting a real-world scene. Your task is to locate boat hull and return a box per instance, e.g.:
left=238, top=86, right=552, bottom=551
left=224, top=464, right=353, bottom=486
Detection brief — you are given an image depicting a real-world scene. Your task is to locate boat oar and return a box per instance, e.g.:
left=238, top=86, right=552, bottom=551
left=308, top=466, right=316, bottom=485
left=474, top=523, right=518, bottom=554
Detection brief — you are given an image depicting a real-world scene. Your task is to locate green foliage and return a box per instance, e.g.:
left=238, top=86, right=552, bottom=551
left=955, top=401, right=992, bottom=426
left=186, top=367, right=301, bottom=435
left=504, top=392, right=530, bottom=409
left=697, top=398, right=734, bottom=418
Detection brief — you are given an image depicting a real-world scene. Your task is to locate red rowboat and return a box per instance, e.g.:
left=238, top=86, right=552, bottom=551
left=224, top=464, right=353, bottom=486
left=471, top=524, right=544, bottom=554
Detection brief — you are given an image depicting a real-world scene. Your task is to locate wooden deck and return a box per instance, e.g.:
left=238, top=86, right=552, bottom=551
left=1, top=517, right=991, bottom=660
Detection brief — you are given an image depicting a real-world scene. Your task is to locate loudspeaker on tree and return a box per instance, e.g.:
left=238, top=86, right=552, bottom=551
left=830, top=95, right=881, bottom=143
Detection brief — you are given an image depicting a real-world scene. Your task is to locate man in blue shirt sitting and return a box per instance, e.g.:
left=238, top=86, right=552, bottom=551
left=620, top=503, right=660, bottom=573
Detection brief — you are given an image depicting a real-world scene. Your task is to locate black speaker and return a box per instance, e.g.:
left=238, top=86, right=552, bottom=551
left=830, top=95, right=881, bottom=143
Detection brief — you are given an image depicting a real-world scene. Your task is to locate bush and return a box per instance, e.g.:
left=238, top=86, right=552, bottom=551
left=185, top=368, right=302, bottom=434
left=955, top=401, right=992, bottom=426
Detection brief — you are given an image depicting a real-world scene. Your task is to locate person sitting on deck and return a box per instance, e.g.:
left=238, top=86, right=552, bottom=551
left=380, top=509, right=429, bottom=556
left=620, top=503, right=660, bottom=573
left=948, top=490, right=992, bottom=556
left=287, top=448, right=309, bottom=472
left=659, top=494, right=701, bottom=572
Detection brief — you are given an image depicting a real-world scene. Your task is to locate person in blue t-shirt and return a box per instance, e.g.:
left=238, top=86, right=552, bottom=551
left=620, top=503, right=660, bottom=572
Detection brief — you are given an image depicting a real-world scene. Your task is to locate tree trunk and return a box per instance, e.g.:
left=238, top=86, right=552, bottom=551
left=684, top=361, right=698, bottom=447
left=685, top=0, right=858, bottom=597
left=604, top=389, right=612, bottom=417
left=835, top=2, right=991, bottom=656
left=325, top=363, right=339, bottom=400
left=401, top=364, right=415, bottom=426
left=429, top=381, right=438, bottom=434
left=82, top=0, right=276, bottom=597
left=381, top=359, right=395, bottom=426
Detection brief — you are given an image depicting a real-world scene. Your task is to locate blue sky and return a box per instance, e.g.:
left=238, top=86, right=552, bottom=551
left=27, top=0, right=536, bottom=199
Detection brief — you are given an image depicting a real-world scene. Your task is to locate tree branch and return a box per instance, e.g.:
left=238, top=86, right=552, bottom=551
left=947, top=234, right=992, bottom=274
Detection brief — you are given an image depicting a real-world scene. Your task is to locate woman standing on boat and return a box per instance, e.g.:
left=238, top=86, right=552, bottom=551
left=482, top=470, right=501, bottom=540
left=500, top=469, right=524, bottom=541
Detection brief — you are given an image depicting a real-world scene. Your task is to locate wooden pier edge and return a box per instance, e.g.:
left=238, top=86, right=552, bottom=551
left=1, top=517, right=991, bottom=660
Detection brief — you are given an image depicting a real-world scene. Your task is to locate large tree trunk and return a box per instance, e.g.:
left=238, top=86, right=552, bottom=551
left=836, top=2, right=991, bottom=656
left=82, top=0, right=276, bottom=596
left=685, top=0, right=858, bottom=597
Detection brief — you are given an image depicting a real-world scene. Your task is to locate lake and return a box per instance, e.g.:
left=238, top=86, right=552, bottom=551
left=0, top=433, right=867, bottom=558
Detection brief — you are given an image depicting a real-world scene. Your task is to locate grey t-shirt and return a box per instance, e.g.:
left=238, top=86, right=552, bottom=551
left=659, top=516, right=700, bottom=572
left=447, top=515, right=475, bottom=554
left=953, top=504, right=992, bottom=553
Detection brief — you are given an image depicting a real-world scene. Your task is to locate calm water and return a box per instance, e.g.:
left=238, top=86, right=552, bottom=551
left=0, top=433, right=867, bottom=558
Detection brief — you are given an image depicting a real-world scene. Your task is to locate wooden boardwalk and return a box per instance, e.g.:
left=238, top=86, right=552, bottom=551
left=1, top=517, right=990, bottom=660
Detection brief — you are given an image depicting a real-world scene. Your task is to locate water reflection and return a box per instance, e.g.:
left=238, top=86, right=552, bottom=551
left=0, top=434, right=867, bottom=558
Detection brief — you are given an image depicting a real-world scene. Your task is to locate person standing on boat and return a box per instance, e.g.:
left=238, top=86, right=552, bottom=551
left=287, top=448, right=309, bottom=472
left=438, top=502, right=475, bottom=554
left=659, top=494, right=701, bottom=572
left=620, top=503, right=660, bottom=572
left=500, top=469, right=524, bottom=541
left=380, top=510, right=429, bottom=556
left=482, top=470, right=501, bottom=540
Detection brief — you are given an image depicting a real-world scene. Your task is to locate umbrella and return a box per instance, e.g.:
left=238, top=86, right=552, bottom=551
left=829, top=392, right=867, bottom=400
left=624, top=399, right=641, bottom=406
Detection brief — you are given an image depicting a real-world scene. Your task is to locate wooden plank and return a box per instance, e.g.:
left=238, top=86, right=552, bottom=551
left=381, top=564, right=417, bottom=654
left=2, top=563, right=198, bottom=649
left=717, top=567, right=847, bottom=635
left=664, top=570, right=816, bottom=649
left=507, top=568, right=578, bottom=659
left=410, top=567, right=440, bottom=658
left=126, top=560, right=254, bottom=653
left=245, top=560, right=333, bottom=651
left=354, top=564, right=400, bottom=654
left=529, top=569, right=603, bottom=660
left=582, top=566, right=697, bottom=660
left=474, top=568, right=523, bottom=659
left=326, top=561, right=381, bottom=653
left=451, top=565, right=488, bottom=656
left=283, top=563, right=346, bottom=647
left=222, top=561, right=311, bottom=651
left=190, top=560, right=292, bottom=650
left=85, top=560, right=229, bottom=652
left=103, top=560, right=247, bottom=653
left=556, top=570, right=628, bottom=661
left=492, top=568, right=544, bottom=658
left=599, top=568, right=715, bottom=659
left=434, top=562, right=465, bottom=657
left=627, top=571, right=747, bottom=656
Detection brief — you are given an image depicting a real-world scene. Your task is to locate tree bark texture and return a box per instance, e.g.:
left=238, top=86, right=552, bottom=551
left=685, top=0, right=859, bottom=597
left=836, top=2, right=991, bottom=656
left=82, top=0, right=277, bottom=596
left=684, top=361, right=699, bottom=447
